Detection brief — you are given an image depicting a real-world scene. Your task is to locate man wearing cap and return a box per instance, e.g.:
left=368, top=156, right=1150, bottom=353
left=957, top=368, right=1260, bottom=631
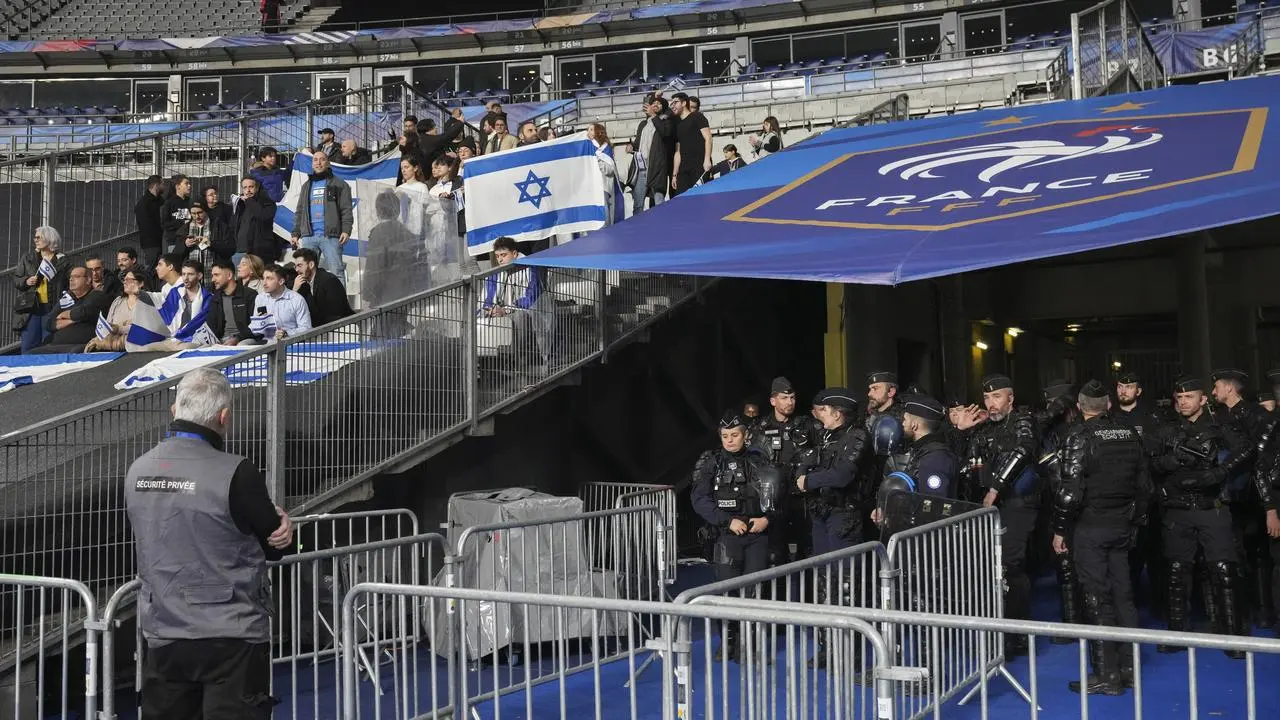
left=750, top=376, right=819, bottom=563
left=865, top=370, right=906, bottom=431
left=315, top=128, right=340, bottom=160
left=1149, top=376, right=1252, bottom=656
left=1036, top=380, right=1084, bottom=634
left=1051, top=380, right=1150, bottom=694
left=1113, top=372, right=1159, bottom=437
left=898, top=394, right=960, bottom=500
left=1111, top=371, right=1167, bottom=620
left=951, top=373, right=1040, bottom=656
left=691, top=410, right=780, bottom=660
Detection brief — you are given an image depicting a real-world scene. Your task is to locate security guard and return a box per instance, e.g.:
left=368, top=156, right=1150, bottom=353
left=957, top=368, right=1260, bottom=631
left=1037, top=379, right=1082, bottom=635
left=124, top=368, right=293, bottom=719
left=691, top=410, right=781, bottom=660
left=1150, top=376, right=1252, bottom=657
left=1051, top=380, right=1150, bottom=695
left=953, top=374, right=1040, bottom=657
left=750, top=376, right=819, bottom=562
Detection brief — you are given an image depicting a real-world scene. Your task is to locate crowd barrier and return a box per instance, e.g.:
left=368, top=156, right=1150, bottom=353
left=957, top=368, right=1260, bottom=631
left=581, top=481, right=678, bottom=587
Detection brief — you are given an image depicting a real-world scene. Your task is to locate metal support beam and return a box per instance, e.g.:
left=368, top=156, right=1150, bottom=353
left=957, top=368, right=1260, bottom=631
left=236, top=120, right=249, bottom=178
left=266, top=346, right=288, bottom=503
left=40, top=155, right=56, bottom=228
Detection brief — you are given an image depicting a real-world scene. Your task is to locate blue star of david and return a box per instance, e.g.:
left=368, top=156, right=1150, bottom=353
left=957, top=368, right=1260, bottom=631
left=514, top=170, right=553, bottom=209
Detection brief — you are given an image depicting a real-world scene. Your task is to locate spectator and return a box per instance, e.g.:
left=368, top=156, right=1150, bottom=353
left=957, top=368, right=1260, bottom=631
left=152, top=252, right=183, bottom=305
left=455, top=139, right=476, bottom=161
left=134, top=175, right=165, bottom=268
left=385, top=115, right=419, bottom=156
left=180, top=203, right=233, bottom=285
left=206, top=260, right=263, bottom=346
left=428, top=153, right=460, bottom=195
left=291, top=153, right=353, bottom=287
left=484, top=117, right=517, bottom=155
left=315, top=128, right=340, bottom=160
left=202, top=185, right=234, bottom=229
left=35, top=265, right=111, bottom=353
left=85, top=269, right=147, bottom=352
left=364, top=190, right=423, bottom=310
left=420, top=118, right=437, bottom=135
left=249, top=147, right=289, bottom=203
left=12, top=225, right=70, bottom=352
left=480, top=101, right=507, bottom=149
left=167, top=260, right=209, bottom=336
left=538, top=126, right=557, bottom=143
left=628, top=93, right=673, bottom=214
left=338, top=139, right=372, bottom=165
left=234, top=177, right=282, bottom=264
left=672, top=94, right=713, bottom=196
left=419, top=108, right=466, bottom=165
left=291, top=247, right=353, bottom=326
left=123, top=367, right=292, bottom=720
left=587, top=123, right=618, bottom=227
left=708, top=144, right=748, bottom=179
left=516, top=120, right=539, bottom=146
left=116, top=246, right=153, bottom=291
left=261, top=0, right=280, bottom=33
left=748, top=116, right=783, bottom=159
left=403, top=115, right=418, bottom=136
left=483, top=236, right=553, bottom=375
left=237, top=253, right=267, bottom=294
left=84, top=254, right=123, bottom=298
left=161, top=174, right=193, bottom=252
left=257, top=264, right=312, bottom=340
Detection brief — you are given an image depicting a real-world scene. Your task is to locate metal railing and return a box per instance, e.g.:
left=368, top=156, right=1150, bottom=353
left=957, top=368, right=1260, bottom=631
left=839, top=93, right=911, bottom=129
left=1071, top=0, right=1167, bottom=99
left=0, top=574, right=100, bottom=720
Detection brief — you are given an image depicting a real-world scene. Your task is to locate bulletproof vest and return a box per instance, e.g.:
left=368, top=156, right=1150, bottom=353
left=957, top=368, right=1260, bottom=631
left=125, top=435, right=272, bottom=646
left=712, top=451, right=761, bottom=517
left=753, top=414, right=811, bottom=469
left=1079, top=417, right=1144, bottom=513
left=1164, top=415, right=1227, bottom=500
left=904, top=436, right=958, bottom=497
left=811, top=423, right=860, bottom=511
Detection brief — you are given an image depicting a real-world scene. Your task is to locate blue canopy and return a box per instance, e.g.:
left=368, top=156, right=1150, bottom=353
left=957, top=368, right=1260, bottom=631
left=522, top=76, right=1280, bottom=284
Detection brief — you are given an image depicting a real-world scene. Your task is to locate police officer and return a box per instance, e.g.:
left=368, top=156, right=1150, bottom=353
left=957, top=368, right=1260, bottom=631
left=691, top=410, right=781, bottom=660
left=1112, top=371, right=1168, bottom=620
left=952, top=374, right=1040, bottom=657
left=1114, top=371, right=1159, bottom=436
left=871, top=394, right=963, bottom=535
left=1151, top=376, right=1253, bottom=657
left=750, top=376, right=819, bottom=563
left=1051, top=380, right=1150, bottom=695
left=1257, top=368, right=1280, bottom=635
left=865, top=370, right=906, bottom=431
left=124, top=368, right=293, bottom=719
left=1037, top=379, right=1082, bottom=635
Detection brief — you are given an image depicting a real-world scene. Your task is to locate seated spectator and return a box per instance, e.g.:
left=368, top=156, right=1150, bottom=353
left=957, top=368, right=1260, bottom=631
left=257, top=264, right=312, bottom=340
left=482, top=236, right=553, bottom=374
left=238, top=253, right=267, bottom=294
left=166, top=260, right=211, bottom=336
left=234, top=177, right=282, bottom=263
left=206, top=261, right=263, bottom=346
left=455, top=140, right=476, bottom=161
left=517, top=121, right=540, bottom=147
left=85, top=254, right=122, bottom=297
left=538, top=126, right=557, bottom=143
left=179, top=203, right=233, bottom=285
left=85, top=269, right=147, bottom=352
left=249, top=147, right=289, bottom=203
left=748, top=116, right=783, bottom=159
left=202, top=185, right=234, bottom=229
left=116, top=246, right=151, bottom=291
left=292, top=247, right=353, bottom=326
left=708, top=144, right=748, bottom=180
left=338, top=140, right=372, bottom=165
left=34, top=266, right=111, bottom=353
left=364, top=190, right=424, bottom=312
left=151, top=252, right=183, bottom=305
left=484, top=118, right=517, bottom=155
left=315, top=128, right=341, bottom=160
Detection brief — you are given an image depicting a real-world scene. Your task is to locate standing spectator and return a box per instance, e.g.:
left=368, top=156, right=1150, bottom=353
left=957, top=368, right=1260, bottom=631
left=84, top=254, right=122, bottom=298
left=237, top=254, right=267, bottom=294
left=85, top=268, right=147, bottom=352
left=161, top=174, right=193, bottom=252
left=315, top=128, right=340, bottom=160
left=117, top=246, right=153, bottom=291
left=338, top=140, right=372, bottom=165
left=202, top=185, right=234, bottom=229
left=258, top=264, right=312, bottom=340
left=134, top=175, right=165, bottom=268
left=748, top=116, right=783, bottom=159
left=35, top=266, right=111, bottom=354
left=516, top=121, right=540, bottom=146
left=12, top=226, right=70, bottom=352
left=234, top=177, right=281, bottom=264
left=629, top=93, right=672, bottom=214
left=419, top=108, right=466, bottom=166
left=538, top=126, right=557, bottom=143
left=672, top=94, right=713, bottom=196
left=179, top=203, right=233, bottom=286
left=206, top=261, right=262, bottom=346
left=364, top=190, right=424, bottom=310
left=484, top=118, right=517, bottom=155
left=707, top=144, right=748, bottom=180
left=249, top=147, right=289, bottom=203
left=260, top=0, right=280, bottom=33
left=123, top=367, right=292, bottom=720
left=291, top=152, right=352, bottom=287
left=480, top=101, right=507, bottom=150
left=587, top=124, right=618, bottom=227
left=291, top=247, right=353, bottom=326
left=402, top=115, right=418, bottom=137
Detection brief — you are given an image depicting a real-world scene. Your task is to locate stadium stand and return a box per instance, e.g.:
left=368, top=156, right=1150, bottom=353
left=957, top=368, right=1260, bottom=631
left=0, top=0, right=72, bottom=38
left=21, top=0, right=309, bottom=39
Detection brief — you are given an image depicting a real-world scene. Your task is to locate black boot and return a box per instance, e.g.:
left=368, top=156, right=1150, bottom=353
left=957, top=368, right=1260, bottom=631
left=1158, top=561, right=1191, bottom=654
left=1215, top=561, right=1247, bottom=660
left=1200, top=560, right=1221, bottom=633
left=1053, top=551, right=1082, bottom=644
left=1118, top=643, right=1135, bottom=689
left=715, top=620, right=740, bottom=662
left=1256, top=562, right=1275, bottom=629
left=1068, top=640, right=1123, bottom=696
left=1004, top=563, right=1031, bottom=658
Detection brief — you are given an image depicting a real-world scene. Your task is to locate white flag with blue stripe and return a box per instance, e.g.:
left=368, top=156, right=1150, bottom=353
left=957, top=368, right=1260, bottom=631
left=464, top=132, right=609, bottom=255
left=95, top=314, right=111, bottom=340
left=125, top=286, right=216, bottom=351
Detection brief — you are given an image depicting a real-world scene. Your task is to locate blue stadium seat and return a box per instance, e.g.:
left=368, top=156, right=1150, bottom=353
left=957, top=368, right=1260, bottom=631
left=782, top=61, right=803, bottom=71
left=572, top=89, right=592, bottom=99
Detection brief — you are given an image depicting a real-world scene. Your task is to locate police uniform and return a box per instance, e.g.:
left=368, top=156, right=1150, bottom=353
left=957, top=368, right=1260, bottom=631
left=1111, top=371, right=1168, bottom=621
left=865, top=371, right=909, bottom=533
left=1258, top=368, right=1280, bottom=633
left=750, top=376, right=820, bottom=562
left=691, top=411, right=782, bottom=659
left=124, top=419, right=286, bottom=719
left=803, top=388, right=871, bottom=555
left=1151, top=376, right=1252, bottom=656
left=964, top=374, right=1040, bottom=656
left=1036, top=379, right=1082, bottom=634
left=901, top=395, right=960, bottom=500
left=1052, top=381, right=1150, bottom=695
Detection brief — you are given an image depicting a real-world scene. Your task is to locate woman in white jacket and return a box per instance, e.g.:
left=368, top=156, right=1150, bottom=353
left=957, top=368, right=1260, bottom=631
left=748, top=116, right=783, bottom=159
left=587, top=123, right=618, bottom=226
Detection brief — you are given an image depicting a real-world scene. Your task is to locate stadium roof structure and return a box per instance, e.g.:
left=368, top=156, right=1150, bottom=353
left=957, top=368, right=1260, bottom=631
left=521, top=75, right=1280, bottom=285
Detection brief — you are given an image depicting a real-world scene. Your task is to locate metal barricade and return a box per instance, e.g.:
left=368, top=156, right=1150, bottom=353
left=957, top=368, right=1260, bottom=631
left=98, top=533, right=449, bottom=720
left=291, top=509, right=422, bottom=553
left=0, top=574, right=100, bottom=720
left=340, top=583, right=895, bottom=720
left=581, top=482, right=678, bottom=586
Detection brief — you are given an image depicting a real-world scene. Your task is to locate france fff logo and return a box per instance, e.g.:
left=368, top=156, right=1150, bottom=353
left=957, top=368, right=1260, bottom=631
left=725, top=107, right=1265, bottom=232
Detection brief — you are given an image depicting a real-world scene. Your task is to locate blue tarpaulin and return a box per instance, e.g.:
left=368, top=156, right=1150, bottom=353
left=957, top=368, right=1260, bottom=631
left=521, top=77, right=1280, bottom=284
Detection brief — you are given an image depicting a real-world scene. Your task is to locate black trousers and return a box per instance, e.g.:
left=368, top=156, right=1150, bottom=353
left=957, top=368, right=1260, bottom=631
left=713, top=532, right=771, bottom=584
left=1163, top=506, right=1237, bottom=563
left=1074, top=524, right=1140, bottom=632
left=1000, top=496, right=1038, bottom=621
left=142, top=639, right=275, bottom=720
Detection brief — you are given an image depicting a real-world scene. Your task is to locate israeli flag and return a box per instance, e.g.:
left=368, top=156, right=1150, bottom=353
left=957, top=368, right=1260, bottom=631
left=125, top=286, right=215, bottom=351
left=1, top=353, right=123, bottom=393
left=37, top=257, right=56, bottom=280
left=57, top=291, right=74, bottom=310
left=191, top=323, right=219, bottom=347
left=95, top=314, right=111, bottom=340
left=272, top=149, right=401, bottom=252
left=464, top=132, right=610, bottom=255
left=248, top=312, right=277, bottom=339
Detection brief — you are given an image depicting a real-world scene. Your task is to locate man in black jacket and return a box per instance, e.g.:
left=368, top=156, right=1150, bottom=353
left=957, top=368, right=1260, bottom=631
left=419, top=109, right=466, bottom=166
left=35, top=266, right=112, bottom=353
left=206, top=261, right=262, bottom=346
left=234, top=177, right=282, bottom=264
left=291, top=247, right=353, bottom=326
left=134, top=175, right=165, bottom=268
left=161, top=174, right=193, bottom=253
left=629, top=93, right=673, bottom=214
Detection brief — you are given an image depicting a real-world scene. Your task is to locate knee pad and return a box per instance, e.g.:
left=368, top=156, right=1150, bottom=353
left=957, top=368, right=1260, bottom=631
left=1168, top=560, right=1192, bottom=580
left=1213, top=561, right=1239, bottom=587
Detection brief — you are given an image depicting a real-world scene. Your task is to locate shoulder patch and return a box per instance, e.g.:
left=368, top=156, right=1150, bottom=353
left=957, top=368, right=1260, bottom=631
left=926, top=475, right=944, bottom=490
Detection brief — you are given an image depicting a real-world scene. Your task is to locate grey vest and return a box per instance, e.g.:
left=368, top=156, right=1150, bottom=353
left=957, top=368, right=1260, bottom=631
left=125, top=435, right=271, bottom=646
